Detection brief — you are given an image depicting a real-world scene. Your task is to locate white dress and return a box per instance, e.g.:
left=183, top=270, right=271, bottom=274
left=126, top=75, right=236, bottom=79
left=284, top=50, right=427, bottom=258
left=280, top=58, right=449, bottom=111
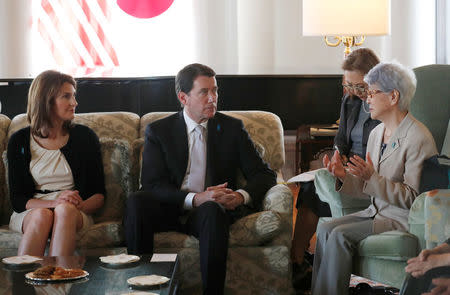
left=9, top=134, right=93, bottom=233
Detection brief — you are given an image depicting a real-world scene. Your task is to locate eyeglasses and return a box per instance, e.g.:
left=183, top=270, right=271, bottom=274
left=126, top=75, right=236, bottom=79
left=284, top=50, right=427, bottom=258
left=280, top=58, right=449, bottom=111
left=366, top=89, right=385, bottom=98
left=342, top=84, right=367, bottom=93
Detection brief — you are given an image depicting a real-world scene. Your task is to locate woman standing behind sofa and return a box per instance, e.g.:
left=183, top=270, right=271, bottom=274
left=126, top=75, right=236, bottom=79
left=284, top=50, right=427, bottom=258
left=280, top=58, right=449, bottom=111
left=292, top=48, right=381, bottom=274
left=8, top=70, right=106, bottom=256
left=311, top=62, right=438, bottom=295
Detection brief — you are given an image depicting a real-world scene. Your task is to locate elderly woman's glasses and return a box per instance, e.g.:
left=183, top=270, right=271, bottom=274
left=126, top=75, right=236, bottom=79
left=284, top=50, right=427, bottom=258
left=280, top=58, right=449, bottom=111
left=366, top=89, right=385, bottom=98
left=342, top=83, right=367, bottom=94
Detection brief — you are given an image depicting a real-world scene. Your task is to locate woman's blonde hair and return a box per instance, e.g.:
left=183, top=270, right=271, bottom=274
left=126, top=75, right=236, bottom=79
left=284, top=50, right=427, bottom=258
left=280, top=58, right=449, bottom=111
left=27, top=70, right=76, bottom=138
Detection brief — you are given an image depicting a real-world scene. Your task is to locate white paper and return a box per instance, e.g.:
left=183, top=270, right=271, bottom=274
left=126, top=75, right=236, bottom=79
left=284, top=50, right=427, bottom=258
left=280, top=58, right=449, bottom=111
left=287, top=169, right=319, bottom=183
left=150, top=253, right=177, bottom=262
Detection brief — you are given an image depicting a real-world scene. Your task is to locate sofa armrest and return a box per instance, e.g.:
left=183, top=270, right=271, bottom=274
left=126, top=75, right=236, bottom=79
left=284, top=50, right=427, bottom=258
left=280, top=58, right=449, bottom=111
left=262, top=183, right=292, bottom=214
left=409, top=189, right=450, bottom=250
left=261, top=183, right=293, bottom=247
left=314, top=169, right=370, bottom=217
left=408, top=192, right=426, bottom=249
left=229, top=210, right=282, bottom=247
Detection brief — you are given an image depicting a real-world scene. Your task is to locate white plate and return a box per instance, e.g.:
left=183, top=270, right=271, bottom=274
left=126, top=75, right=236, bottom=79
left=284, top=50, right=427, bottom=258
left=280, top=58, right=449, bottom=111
left=25, top=270, right=89, bottom=281
left=2, top=255, right=43, bottom=265
left=127, top=275, right=170, bottom=286
left=99, top=254, right=140, bottom=264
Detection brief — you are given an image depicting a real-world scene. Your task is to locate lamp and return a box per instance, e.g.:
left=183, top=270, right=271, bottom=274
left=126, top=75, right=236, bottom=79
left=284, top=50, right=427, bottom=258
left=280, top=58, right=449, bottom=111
left=302, top=0, right=390, bottom=57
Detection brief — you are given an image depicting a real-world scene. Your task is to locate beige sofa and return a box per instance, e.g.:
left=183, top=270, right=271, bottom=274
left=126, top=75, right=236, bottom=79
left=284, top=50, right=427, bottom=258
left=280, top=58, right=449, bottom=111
left=0, top=111, right=294, bottom=295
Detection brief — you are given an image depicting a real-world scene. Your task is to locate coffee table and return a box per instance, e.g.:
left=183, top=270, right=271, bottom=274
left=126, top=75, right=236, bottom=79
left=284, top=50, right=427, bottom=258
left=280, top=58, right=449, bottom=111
left=1, top=254, right=179, bottom=294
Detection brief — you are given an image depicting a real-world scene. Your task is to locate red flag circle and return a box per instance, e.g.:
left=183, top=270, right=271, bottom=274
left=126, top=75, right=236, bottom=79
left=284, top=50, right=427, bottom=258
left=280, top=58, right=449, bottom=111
left=117, top=0, right=174, bottom=19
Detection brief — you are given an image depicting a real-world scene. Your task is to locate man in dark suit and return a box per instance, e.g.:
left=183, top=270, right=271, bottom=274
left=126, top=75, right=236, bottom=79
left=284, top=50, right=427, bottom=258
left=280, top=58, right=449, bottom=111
left=124, top=63, right=276, bottom=295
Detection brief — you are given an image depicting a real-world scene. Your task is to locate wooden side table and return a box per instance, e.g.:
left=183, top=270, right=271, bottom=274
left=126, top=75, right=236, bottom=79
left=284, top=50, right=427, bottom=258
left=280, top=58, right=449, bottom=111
left=295, top=125, right=336, bottom=174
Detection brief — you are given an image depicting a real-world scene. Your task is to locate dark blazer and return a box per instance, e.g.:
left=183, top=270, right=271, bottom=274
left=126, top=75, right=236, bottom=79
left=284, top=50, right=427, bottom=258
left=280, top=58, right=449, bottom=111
left=7, top=125, right=106, bottom=213
left=141, top=111, right=277, bottom=212
left=334, top=94, right=381, bottom=158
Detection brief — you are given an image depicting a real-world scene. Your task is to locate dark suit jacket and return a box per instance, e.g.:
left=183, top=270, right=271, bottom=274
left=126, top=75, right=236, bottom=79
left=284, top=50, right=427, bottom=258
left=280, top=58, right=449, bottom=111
left=334, top=94, right=380, bottom=158
left=141, top=111, right=277, bottom=212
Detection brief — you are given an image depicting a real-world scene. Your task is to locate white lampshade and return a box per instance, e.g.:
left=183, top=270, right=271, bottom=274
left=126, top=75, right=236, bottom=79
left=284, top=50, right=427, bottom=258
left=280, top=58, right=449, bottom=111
left=303, top=0, right=391, bottom=36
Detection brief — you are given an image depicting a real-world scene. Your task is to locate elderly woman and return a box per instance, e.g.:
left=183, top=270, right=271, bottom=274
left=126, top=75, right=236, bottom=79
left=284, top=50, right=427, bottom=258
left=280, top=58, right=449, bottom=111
left=8, top=70, right=105, bottom=256
left=311, top=62, right=438, bottom=295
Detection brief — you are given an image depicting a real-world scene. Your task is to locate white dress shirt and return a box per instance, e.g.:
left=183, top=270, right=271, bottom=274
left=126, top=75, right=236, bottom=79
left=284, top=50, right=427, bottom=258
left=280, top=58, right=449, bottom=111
left=181, top=109, right=250, bottom=209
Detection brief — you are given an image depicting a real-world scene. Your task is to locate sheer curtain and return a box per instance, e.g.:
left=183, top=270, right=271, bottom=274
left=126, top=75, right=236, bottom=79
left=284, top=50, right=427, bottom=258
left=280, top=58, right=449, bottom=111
left=0, top=0, right=438, bottom=78
left=436, top=0, right=450, bottom=64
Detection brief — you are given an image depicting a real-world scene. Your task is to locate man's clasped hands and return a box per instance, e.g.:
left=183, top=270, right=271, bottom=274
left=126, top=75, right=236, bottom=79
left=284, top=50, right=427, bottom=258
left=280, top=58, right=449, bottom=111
left=193, top=182, right=244, bottom=210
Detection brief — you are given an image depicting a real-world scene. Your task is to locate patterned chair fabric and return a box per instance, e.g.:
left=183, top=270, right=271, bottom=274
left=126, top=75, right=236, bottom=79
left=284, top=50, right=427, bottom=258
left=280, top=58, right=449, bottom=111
left=7, top=112, right=140, bottom=143
left=409, top=189, right=450, bottom=249
left=0, top=115, right=11, bottom=225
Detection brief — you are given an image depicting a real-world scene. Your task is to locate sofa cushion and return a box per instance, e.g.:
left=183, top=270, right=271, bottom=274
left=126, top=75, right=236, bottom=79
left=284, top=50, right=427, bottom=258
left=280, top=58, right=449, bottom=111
left=131, top=138, right=144, bottom=190
left=77, top=221, right=123, bottom=248
left=0, top=152, right=11, bottom=226
left=357, top=231, right=419, bottom=260
left=74, top=112, right=140, bottom=143
left=0, top=221, right=124, bottom=250
left=154, top=211, right=282, bottom=249
left=174, top=246, right=292, bottom=294
left=6, top=114, right=28, bottom=139
left=154, top=232, right=199, bottom=249
left=0, top=115, right=11, bottom=225
left=0, top=226, right=21, bottom=249
left=94, top=138, right=133, bottom=223
left=222, top=111, right=284, bottom=172
left=7, top=112, right=140, bottom=143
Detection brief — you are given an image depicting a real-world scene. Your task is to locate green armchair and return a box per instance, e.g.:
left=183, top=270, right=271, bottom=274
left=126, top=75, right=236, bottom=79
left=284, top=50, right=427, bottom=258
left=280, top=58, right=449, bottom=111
left=315, top=64, right=450, bottom=288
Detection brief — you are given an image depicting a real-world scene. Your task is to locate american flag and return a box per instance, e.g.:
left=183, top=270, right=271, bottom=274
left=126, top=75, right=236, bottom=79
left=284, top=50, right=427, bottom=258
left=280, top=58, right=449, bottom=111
left=34, top=0, right=119, bottom=76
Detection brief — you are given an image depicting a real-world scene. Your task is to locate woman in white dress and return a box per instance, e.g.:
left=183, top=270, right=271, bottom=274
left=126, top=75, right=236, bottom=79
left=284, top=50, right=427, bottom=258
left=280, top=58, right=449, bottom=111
left=8, top=70, right=105, bottom=256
